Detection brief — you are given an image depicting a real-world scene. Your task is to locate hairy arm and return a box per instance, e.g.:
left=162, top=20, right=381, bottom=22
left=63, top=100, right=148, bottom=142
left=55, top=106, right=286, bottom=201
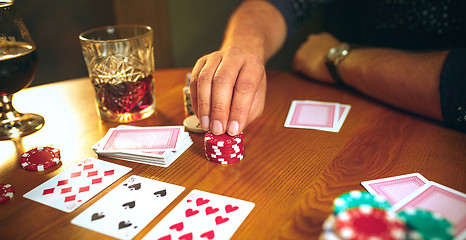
left=190, top=0, right=287, bottom=135
left=293, top=32, right=449, bottom=121
left=339, top=48, right=448, bottom=120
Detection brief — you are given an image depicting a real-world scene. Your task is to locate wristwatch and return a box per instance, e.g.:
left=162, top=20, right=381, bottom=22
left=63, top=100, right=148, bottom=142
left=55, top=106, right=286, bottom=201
left=325, top=42, right=350, bottom=84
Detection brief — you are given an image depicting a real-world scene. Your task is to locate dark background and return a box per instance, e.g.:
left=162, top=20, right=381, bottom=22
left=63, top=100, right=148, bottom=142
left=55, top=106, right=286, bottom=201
left=14, top=0, right=325, bottom=87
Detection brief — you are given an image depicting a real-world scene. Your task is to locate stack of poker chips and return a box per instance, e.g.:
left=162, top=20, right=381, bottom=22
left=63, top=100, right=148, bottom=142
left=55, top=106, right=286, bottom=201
left=319, top=191, right=455, bottom=240
left=0, top=183, right=14, bottom=204
left=204, top=132, right=244, bottom=164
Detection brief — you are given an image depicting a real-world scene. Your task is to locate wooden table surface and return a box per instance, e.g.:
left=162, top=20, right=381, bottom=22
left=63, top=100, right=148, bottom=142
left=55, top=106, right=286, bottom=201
left=0, top=68, right=465, bottom=240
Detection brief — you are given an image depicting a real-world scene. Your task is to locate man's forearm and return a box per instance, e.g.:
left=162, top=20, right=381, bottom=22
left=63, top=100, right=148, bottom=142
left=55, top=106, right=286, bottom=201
left=221, top=0, right=287, bottom=63
left=339, top=48, right=449, bottom=121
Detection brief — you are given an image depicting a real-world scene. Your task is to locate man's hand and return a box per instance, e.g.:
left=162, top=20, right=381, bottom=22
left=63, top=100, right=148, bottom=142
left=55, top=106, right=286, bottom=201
left=190, top=46, right=267, bottom=136
left=292, top=32, right=340, bottom=83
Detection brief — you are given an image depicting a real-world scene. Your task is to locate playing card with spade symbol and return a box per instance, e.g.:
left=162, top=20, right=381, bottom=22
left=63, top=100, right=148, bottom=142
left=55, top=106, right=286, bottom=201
left=142, top=190, right=255, bottom=240
left=71, top=175, right=185, bottom=240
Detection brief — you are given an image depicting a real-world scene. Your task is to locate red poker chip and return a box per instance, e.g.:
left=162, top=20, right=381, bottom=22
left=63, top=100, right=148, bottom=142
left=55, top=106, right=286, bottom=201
left=205, top=145, right=243, bottom=154
left=0, top=183, right=14, bottom=204
left=208, top=156, right=242, bottom=164
left=204, top=132, right=243, bottom=146
left=205, top=152, right=244, bottom=162
left=20, top=146, right=61, bottom=171
left=205, top=150, right=243, bottom=157
left=335, top=206, right=406, bottom=240
left=206, top=152, right=243, bottom=159
left=205, top=145, right=243, bottom=153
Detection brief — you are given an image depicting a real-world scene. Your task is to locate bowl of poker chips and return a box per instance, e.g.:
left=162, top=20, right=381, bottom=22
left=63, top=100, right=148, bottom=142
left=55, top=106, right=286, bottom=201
left=319, top=190, right=455, bottom=240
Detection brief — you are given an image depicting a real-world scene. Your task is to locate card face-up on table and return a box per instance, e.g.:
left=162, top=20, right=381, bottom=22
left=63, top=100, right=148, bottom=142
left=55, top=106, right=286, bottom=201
left=23, top=157, right=131, bottom=213
left=142, top=189, right=255, bottom=240
left=72, top=175, right=185, bottom=240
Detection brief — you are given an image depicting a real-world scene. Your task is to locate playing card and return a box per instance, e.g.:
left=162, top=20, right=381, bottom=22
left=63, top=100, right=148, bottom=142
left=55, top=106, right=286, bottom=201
left=72, top=175, right=185, bottom=240
left=333, top=104, right=351, bottom=132
left=392, top=182, right=466, bottom=238
left=23, top=157, right=131, bottom=213
left=361, top=173, right=429, bottom=205
left=142, top=189, right=255, bottom=240
left=284, top=100, right=350, bottom=132
left=111, top=137, right=193, bottom=168
left=96, top=126, right=185, bottom=153
left=93, top=126, right=192, bottom=167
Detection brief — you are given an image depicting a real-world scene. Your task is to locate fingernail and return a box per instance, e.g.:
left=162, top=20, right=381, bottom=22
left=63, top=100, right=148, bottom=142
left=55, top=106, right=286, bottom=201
left=211, top=120, right=223, bottom=134
left=200, top=116, right=210, bottom=130
left=227, top=121, right=239, bottom=136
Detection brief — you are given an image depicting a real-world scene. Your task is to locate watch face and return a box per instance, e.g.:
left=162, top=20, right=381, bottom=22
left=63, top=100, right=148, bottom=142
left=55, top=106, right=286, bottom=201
left=327, top=43, right=350, bottom=63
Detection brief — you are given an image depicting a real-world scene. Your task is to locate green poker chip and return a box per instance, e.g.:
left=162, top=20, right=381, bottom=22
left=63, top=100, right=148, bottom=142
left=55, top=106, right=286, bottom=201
left=397, top=208, right=454, bottom=240
left=332, top=190, right=391, bottom=214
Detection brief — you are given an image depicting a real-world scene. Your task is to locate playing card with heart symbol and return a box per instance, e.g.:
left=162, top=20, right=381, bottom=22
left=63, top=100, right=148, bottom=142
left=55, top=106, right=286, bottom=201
left=71, top=175, right=185, bottom=240
left=142, top=189, right=255, bottom=240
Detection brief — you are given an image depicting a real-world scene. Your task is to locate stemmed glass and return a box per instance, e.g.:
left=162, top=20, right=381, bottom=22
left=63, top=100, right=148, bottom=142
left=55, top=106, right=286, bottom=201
left=0, top=0, right=44, bottom=140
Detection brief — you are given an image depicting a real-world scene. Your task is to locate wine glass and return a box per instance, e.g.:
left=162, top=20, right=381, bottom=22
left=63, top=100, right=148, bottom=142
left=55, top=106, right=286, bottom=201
left=0, top=0, right=44, bottom=140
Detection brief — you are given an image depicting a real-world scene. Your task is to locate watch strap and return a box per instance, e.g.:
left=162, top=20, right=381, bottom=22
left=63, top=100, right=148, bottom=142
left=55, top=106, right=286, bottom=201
left=326, top=42, right=351, bottom=85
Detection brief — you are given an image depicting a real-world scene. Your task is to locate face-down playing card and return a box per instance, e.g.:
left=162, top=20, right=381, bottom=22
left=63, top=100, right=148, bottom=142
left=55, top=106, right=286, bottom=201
left=96, top=126, right=185, bottom=153
left=392, top=182, right=466, bottom=239
left=142, top=189, right=255, bottom=240
left=23, top=157, right=131, bottom=213
left=284, top=100, right=350, bottom=132
left=71, top=175, right=185, bottom=240
left=361, top=173, right=429, bottom=205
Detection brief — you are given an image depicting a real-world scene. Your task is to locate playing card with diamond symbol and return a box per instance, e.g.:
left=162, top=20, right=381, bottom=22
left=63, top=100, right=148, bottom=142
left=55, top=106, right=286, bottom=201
left=23, top=157, right=131, bottom=213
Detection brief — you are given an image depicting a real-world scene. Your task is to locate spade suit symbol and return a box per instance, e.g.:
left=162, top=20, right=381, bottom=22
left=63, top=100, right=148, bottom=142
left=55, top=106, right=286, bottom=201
left=118, top=220, right=132, bottom=229
left=154, top=189, right=167, bottom=197
left=91, top=212, right=105, bottom=221
left=122, top=200, right=136, bottom=209
left=127, top=183, right=141, bottom=191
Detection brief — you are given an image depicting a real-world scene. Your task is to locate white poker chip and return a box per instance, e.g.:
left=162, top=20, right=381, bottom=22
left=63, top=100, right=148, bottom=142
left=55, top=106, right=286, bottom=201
left=183, top=115, right=206, bottom=133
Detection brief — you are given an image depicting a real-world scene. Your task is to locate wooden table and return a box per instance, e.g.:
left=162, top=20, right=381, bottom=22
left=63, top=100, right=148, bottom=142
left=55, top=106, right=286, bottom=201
left=0, top=68, right=465, bottom=240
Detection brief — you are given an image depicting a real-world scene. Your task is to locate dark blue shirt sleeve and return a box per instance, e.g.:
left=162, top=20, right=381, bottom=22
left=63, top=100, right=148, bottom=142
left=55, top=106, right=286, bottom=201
left=439, top=48, right=466, bottom=132
left=267, top=0, right=330, bottom=41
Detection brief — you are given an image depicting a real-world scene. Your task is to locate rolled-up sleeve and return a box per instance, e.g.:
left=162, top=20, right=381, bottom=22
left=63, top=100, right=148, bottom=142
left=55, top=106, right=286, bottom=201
left=267, top=0, right=330, bottom=41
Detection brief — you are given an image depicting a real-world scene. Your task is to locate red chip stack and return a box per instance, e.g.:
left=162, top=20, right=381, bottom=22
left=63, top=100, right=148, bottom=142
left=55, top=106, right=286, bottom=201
left=335, top=206, right=406, bottom=240
left=204, top=132, right=244, bottom=164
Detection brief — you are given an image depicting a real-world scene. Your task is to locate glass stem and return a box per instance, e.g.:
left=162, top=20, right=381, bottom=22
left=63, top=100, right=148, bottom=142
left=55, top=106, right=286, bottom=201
left=0, top=95, right=21, bottom=121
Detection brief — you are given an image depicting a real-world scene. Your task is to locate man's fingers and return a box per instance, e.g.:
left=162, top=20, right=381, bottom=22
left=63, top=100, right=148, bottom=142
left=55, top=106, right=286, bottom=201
left=209, top=58, right=241, bottom=135
left=227, top=56, right=265, bottom=135
left=195, top=53, right=222, bottom=130
left=190, top=57, right=206, bottom=118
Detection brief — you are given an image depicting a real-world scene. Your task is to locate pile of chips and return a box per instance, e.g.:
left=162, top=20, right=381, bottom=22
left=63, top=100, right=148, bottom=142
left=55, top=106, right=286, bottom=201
left=0, top=183, right=14, bottom=204
left=204, top=132, right=244, bottom=164
left=20, top=146, right=61, bottom=171
left=319, top=191, right=455, bottom=240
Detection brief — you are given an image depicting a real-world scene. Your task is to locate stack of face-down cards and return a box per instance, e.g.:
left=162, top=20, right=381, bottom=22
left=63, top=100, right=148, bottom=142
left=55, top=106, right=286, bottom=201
left=93, top=125, right=192, bottom=167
